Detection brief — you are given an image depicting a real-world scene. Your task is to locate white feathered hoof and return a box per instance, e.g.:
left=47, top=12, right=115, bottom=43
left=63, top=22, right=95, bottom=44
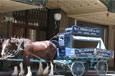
left=12, top=66, right=18, bottom=76
left=19, top=70, right=25, bottom=76
left=43, top=64, right=49, bottom=76
left=48, top=62, right=54, bottom=76
left=48, top=71, right=54, bottom=76
left=12, top=72, right=18, bottom=76
left=26, top=66, right=32, bottom=76
left=26, top=73, right=32, bottom=76
left=19, top=62, right=25, bottom=76
left=36, top=62, right=43, bottom=76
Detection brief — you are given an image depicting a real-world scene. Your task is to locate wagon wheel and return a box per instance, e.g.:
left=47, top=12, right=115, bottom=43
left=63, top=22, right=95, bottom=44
left=71, top=62, right=85, bottom=76
left=96, top=60, right=108, bottom=76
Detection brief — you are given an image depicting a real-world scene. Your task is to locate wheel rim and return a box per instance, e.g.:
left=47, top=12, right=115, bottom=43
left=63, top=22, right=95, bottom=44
left=96, top=60, right=108, bottom=76
left=71, top=62, right=85, bottom=76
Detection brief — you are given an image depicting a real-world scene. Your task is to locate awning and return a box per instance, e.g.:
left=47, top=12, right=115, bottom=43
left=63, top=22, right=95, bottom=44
left=0, top=0, right=40, bottom=13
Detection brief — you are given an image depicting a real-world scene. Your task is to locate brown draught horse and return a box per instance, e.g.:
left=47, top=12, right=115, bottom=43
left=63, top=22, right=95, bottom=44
left=23, top=40, right=57, bottom=76
left=1, top=38, right=57, bottom=76
left=1, top=37, right=32, bottom=76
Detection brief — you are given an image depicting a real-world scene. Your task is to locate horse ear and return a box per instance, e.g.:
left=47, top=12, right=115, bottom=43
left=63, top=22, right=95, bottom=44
left=21, top=41, right=24, bottom=49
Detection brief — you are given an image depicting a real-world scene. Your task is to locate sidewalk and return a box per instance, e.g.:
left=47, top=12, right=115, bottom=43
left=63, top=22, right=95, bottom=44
left=0, top=70, right=114, bottom=76
left=83, top=70, right=115, bottom=76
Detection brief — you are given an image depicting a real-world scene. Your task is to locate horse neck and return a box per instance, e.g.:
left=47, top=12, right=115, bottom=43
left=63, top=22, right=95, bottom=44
left=19, top=38, right=31, bottom=48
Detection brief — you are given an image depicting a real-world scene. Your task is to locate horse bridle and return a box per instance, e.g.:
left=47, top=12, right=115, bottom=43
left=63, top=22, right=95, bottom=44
left=3, top=39, right=24, bottom=59
left=13, top=39, right=24, bottom=56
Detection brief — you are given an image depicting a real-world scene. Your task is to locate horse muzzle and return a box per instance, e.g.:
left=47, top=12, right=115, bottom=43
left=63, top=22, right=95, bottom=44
left=1, top=54, right=15, bottom=59
left=0, top=56, right=7, bottom=60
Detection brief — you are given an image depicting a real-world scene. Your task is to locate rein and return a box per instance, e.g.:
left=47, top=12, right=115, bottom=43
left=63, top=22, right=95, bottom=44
left=49, top=35, right=58, bottom=41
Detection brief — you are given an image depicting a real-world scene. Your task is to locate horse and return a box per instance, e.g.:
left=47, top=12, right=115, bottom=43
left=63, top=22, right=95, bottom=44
left=0, top=37, right=5, bottom=71
left=1, top=37, right=32, bottom=76
left=1, top=37, right=57, bottom=76
left=23, top=40, right=57, bottom=76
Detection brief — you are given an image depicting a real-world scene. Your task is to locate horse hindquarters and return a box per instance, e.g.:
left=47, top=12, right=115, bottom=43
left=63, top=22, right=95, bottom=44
left=48, top=42, right=57, bottom=76
left=50, top=42, right=57, bottom=60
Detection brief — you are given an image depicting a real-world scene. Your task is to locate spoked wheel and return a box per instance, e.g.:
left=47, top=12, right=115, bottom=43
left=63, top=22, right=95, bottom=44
left=96, top=60, right=108, bottom=76
left=71, top=62, right=85, bottom=76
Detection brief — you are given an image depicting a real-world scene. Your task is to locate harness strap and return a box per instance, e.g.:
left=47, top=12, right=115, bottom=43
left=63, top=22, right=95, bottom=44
left=14, top=39, right=24, bottom=55
left=27, top=51, right=45, bottom=61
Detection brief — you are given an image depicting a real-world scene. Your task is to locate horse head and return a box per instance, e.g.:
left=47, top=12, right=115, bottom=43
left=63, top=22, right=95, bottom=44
left=1, top=38, right=18, bottom=59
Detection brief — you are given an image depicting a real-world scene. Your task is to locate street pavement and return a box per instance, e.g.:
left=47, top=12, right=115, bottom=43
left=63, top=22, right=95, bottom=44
left=83, top=70, right=115, bottom=76
left=0, top=70, right=114, bottom=76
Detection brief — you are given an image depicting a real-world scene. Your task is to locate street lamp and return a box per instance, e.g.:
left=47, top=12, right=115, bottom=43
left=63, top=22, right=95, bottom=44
left=53, top=0, right=62, bottom=35
left=54, top=12, right=62, bottom=21
left=53, top=12, right=62, bottom=36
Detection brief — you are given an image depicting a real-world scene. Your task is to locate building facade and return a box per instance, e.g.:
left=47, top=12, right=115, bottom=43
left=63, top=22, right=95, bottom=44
left=0, top=8, right=114, bottom=70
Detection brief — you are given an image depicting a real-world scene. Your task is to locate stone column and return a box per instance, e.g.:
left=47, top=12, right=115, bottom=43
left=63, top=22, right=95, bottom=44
left=108, top=25, right=115, bottom=68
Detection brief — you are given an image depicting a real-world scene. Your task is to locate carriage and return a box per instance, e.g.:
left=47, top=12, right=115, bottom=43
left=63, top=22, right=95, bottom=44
left=51, top=25, right=114, bottom=76
left=0, top=25, right=114, bottom=76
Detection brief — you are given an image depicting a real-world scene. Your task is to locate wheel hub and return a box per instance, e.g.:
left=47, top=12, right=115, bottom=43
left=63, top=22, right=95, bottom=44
left=77, top=67, right=80, bottom=71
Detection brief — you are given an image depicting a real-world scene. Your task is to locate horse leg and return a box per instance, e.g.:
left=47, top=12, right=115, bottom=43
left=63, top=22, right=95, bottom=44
left=12, top=62, right=18, bottom=76
left=43, top=62, right=50, bottom=75
left=19, top=62, right=25, bottom=76
left=24, top=56, right=32, bottom=76
left=22, top=51, right=32, bottom=76
left=36, top=62, right=43, bottom=76
left=26, top=65, right=32, bottom=76
left=23, top=61, right=32, bottom=76
left=48, top=61, right=54, bottom=76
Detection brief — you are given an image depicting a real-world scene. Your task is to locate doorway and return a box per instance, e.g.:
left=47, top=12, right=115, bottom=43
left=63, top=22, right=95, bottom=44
left=27, top=28, right=46, bottom=41
left=12, top=24, right=26, bottom=37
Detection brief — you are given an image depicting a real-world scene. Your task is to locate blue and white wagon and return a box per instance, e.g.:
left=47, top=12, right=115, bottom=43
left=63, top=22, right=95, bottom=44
left=52, top=25, right=114, bottom=76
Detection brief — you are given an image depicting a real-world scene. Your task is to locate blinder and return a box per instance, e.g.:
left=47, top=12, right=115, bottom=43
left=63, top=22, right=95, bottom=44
left=1, top=38, right=24, bottom=59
